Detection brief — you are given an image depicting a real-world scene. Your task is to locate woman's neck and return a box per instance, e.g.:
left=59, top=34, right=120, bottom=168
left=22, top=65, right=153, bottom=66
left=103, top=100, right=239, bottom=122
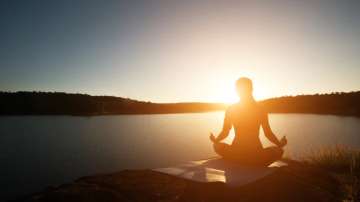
left=240, top=96, right=255, bottom=105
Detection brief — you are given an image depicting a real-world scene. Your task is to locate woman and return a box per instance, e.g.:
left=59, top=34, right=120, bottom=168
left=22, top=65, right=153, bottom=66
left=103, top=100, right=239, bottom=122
left=210, top=77, right=287, bottom=166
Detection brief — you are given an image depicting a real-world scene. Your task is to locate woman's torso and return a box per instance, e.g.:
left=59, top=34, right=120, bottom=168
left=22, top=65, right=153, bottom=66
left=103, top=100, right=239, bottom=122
left=227, top=102, right=264, bottom=152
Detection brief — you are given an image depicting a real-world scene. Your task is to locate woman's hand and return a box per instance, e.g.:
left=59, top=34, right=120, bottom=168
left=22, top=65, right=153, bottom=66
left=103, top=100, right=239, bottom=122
left=209, top=133, right=217, bottom=143
left=278, top=136, right=287, bottom=147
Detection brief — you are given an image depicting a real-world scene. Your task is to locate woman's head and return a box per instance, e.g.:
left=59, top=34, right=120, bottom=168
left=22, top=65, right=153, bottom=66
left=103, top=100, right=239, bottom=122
left=236, top=77, right=253, bottom=100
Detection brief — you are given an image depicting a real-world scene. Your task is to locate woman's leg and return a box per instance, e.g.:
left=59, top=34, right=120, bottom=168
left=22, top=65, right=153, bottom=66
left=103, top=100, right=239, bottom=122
left=260, top=146, right=284, bottom=166
left=213, top=143, right=283, bottom=166
left=213, top=142, right=232, bottom=158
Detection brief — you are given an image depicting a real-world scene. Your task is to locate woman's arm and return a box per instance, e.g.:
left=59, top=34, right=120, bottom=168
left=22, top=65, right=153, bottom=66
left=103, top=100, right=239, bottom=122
left=262, top=112, right=286, bottom=147
left=210, top=110, right=232, bottom=143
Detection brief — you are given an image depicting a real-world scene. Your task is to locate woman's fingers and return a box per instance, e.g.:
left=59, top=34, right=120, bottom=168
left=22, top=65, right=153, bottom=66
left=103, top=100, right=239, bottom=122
left=209, top=133, right=217, bottom=143
left=280, top=136, right=287, bottom=147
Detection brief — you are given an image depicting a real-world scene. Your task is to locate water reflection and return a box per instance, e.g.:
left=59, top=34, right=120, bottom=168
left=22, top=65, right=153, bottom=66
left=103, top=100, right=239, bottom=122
left=0, top=113, right=360, bottom=199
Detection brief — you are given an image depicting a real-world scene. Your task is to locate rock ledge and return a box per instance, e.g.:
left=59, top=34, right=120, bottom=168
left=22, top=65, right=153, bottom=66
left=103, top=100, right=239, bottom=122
left=13, top=163, right=340, bottom=202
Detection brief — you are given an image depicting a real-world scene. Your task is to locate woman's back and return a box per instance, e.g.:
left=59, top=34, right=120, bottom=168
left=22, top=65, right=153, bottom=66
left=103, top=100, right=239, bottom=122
left=227, top=102, right=264, bottom=151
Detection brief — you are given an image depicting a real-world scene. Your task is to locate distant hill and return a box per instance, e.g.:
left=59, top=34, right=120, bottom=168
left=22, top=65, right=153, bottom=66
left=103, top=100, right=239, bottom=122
left=0, top=91, right=359, bottom=117
left=0, top=92, right=226, bottom=115
left=259, top=91, right=360, bottom=117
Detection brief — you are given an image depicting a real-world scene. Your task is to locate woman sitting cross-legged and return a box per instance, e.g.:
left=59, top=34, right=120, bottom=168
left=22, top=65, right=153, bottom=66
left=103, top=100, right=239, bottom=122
left=210, top=77, right=287, bottom=166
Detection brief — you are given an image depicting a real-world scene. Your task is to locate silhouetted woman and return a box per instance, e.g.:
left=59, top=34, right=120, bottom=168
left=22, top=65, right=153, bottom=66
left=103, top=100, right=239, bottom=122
left=210, top=77, right=287, bottom=166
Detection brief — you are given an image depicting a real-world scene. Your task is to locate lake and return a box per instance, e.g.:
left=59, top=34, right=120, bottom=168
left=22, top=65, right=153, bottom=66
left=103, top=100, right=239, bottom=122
left=1, top=113, right=360, bottom=200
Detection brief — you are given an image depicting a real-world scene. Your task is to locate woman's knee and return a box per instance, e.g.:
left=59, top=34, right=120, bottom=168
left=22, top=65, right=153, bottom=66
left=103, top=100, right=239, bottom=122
left=265, top=146, right=284, bottom=159
left=213, top=142, right=224, bottom=152
left=274, top=147, right=284, bottom=158
left=213, top=142, right=229, bottom=156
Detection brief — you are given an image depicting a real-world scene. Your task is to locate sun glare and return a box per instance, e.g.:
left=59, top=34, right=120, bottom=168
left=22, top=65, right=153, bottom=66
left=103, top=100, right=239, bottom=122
left=217, top=83, right=269, bottom=104
left=219, top=90, right=238, bottom=104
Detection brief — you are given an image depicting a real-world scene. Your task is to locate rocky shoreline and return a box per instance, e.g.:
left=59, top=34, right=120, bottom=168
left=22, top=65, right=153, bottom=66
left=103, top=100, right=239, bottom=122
left=13, top=161, right=341, bottom=202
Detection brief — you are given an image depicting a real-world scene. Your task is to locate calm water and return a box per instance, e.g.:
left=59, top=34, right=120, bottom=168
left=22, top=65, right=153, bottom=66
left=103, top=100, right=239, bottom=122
left=1, top=113, right=360, bottom=200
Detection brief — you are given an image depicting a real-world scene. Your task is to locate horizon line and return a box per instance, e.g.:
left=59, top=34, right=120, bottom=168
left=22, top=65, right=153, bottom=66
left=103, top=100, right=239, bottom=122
left=1, top=90, right=359, bottom=104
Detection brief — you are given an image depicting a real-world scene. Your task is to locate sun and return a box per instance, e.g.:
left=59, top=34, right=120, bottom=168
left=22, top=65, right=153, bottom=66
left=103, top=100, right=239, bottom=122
left=217, top=85, right=269, bottom=104
left=218, top=89, right=238, bottom=104
left=211, top=77, right=271, bottom=104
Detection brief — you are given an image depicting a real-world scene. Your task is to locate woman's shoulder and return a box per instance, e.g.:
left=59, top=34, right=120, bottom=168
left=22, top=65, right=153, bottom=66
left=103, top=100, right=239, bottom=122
left=226, top=101, right=267, bottom=115
left=224, top=104, right=238, bottom=117
left=254, top=102, right=268, bottom=116
left=226, top=103, right=239, bottom=112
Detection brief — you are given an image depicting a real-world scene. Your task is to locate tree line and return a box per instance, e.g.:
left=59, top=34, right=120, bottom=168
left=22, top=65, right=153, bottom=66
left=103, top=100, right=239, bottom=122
left=259, top=91, right=360, bottom=117
left=0, top=91, right=359, bottom=116
left=0, top=91, right=225, bottom=115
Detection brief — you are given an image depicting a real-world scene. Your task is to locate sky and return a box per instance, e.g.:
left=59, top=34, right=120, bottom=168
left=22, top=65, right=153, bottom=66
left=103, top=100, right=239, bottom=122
left=1, top=0, right=360, bottom=103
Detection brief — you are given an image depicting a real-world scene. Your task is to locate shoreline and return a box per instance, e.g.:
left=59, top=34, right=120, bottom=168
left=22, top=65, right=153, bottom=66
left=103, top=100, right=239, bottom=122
left=1, top=91, right=360, bottom=117
left=1, top=111, right=359, bottom=118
